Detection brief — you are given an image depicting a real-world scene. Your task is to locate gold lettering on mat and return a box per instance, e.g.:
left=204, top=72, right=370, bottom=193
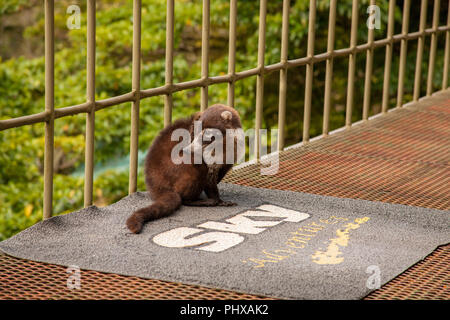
left=311, top=217, right=370, bottom=265
left=242, top=215, right=363, bottom=269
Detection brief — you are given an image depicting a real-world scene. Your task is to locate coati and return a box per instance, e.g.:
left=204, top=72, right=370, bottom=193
left=126, top=104, right=242, bottom=234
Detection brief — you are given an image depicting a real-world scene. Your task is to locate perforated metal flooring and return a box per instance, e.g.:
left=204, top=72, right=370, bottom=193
left=226, top=93, right=450, bottom=210
left=1, top=90, right=449, bottom=300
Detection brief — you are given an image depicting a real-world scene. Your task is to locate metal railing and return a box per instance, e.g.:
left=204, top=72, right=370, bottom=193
left=0, top=0, right=449, bottom=219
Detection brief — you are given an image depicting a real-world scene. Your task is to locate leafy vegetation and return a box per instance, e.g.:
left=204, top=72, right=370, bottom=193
left=0, top=0, right=448, bottom=240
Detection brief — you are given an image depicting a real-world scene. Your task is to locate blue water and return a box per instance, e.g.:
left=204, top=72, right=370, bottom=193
left=71, top=150, right=147, bottom=179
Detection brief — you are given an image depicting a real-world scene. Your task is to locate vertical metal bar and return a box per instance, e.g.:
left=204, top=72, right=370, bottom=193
left=277, top=0, right=290, bottom=150
left=200, top=0, right=210, bottom=111
left=255, top=0, right=267, bottom=159
left=345, top=0, right=358, bottom=128
left=426, top=0, right=441, bottom=96
left=43, top=0, right=54, bottom=219
left=84, top=0, right=96, bottom=207
left=396, top=0, right=411, bottom=107
left=227, top=0, right=237, bottom=108
left=381, top=0, right=396, bottom=113
left=322, top=0, right=337, bottom=135
left=164, top=0, right=174, bottom=127
left=413, top=0, right=427, bottom=102
left=362, top=0, right=375, bottom=121
left=443, top=0, right=450, bottom=90
left=129, top=0, right=141, bottom=195
left=303, top=0, right=316, bottom=143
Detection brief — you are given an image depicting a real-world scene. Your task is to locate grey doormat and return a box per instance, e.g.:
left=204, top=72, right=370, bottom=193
left=0, top=183, right=448, bottom=300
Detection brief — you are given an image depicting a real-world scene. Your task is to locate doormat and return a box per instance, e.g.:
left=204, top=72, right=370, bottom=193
left=1, top=183, right=448, bottom=299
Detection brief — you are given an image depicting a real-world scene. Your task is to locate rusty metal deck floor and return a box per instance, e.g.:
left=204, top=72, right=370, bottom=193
left=1, top=90, right=449, bottom=300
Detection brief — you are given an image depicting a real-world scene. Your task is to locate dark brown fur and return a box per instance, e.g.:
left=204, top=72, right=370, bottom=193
left=126, top=104, right=242, bottom=233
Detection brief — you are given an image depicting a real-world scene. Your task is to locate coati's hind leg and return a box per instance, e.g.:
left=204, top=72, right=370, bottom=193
left=126, top=191, right=181, bottom=234
left=182, top=198, right=220, bottom=206
left=204, top=183, right=237, bottom=207
left=183, top=198, right=236, bottom=206
left=181, top=182, right=236, bottom=206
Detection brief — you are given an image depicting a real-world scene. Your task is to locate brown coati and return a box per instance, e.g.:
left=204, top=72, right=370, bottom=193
left=126, top=104, right=242, bottom=234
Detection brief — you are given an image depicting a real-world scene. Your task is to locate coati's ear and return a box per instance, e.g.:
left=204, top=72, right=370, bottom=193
left=221, top=110, right=232, bottom=121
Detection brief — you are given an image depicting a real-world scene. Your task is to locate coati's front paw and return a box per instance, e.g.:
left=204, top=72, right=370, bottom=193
left=218, top=200, right=237, bottom=207
left=126, top=214, right=143, bottom=234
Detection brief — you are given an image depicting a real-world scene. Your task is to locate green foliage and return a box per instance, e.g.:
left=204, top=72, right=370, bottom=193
left=0, top=0, right=447, bottom=240
left=0, top=0, right=29, bottom=16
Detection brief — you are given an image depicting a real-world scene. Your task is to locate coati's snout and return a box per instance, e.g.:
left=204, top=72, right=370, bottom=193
left=183, top=104, right=243, bottom=164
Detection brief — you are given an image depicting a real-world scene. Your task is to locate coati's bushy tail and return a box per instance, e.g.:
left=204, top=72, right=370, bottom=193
left=126, top=192, right=181, bottom=234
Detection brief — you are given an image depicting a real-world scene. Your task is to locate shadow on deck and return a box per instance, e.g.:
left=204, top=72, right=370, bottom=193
left=1, top=90, right=449, bottom=300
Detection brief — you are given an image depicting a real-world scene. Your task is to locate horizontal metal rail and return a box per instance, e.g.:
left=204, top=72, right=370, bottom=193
left=0, top=0, right=449, bottom=219
left=2, top=25, right=449, bottom=132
